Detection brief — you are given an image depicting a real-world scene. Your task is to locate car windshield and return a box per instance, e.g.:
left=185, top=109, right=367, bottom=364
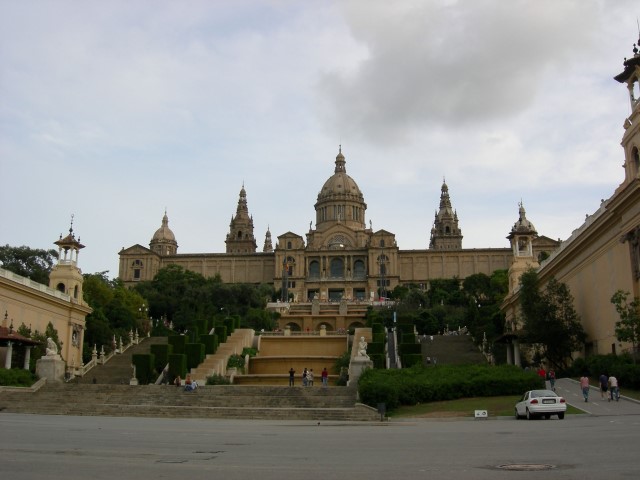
left=530, top=390, right=557, bottom=398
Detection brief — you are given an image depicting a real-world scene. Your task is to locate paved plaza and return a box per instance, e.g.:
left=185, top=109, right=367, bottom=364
left=2, top=383, right=640, bottom=480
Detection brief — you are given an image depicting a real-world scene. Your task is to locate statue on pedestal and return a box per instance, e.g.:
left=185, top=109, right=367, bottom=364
left=357, top=336, right=369, bottom=359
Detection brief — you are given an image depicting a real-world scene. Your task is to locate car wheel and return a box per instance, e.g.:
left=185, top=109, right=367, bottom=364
left=526, top=409, right=534, bottom=420
left=544, top=414, right=550, bottom=420
left=558, top=412, right=565, bottom=420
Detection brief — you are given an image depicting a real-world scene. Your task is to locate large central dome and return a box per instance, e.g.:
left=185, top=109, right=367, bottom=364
left=318, top=148, right=364, bottom=200
left=314, top=148, right=367, bottom=231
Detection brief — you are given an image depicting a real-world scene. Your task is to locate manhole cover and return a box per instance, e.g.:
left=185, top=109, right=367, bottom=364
left=497, top=464, right=555, bottom=471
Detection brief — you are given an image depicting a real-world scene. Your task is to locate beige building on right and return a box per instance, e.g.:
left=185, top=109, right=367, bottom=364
left=501, top=37, right=640, bottom=362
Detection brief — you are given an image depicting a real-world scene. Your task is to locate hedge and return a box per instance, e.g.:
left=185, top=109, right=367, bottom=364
left=132, top=353, right=156, bottom=384
left=368, top=342, right=385, bottom=356
left=399, top=343, right=421, bottom=355
left=358, top=364, right=544, bottom=410
left=200, top=334, right=218, bottom=355
left=150, top=344, right=172, bottom=373
left=401, top=354, right=423, bottom=367
left=185, top=343, right=205, bottom=370
left=215, top=326, right=228, bottom=345
left=370, top=354, right=386, bottom=369
left=566, top=354, right=640, bottom=389
left=168, top=353, right=187, bottom=380
left=168, top=335, right=187, bottom=355
left=372, top=323, right=385, bottom=334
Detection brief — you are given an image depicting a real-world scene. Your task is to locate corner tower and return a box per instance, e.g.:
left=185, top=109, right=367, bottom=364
left=226, top=184, right=257, bottom=253
left=614, top=34, right=640, bottom=185
left=429, top=179, right=463, bottom=250
left=506, top=202, right=539, bottom=292
left=49, top=217, right=87, bottom=306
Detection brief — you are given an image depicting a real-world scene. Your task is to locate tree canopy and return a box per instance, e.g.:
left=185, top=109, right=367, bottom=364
left=0, top=244, right=58, bottom=284
left=611, top=290, right=640, bottom=362
left=519, top=269, right=586, bottom=369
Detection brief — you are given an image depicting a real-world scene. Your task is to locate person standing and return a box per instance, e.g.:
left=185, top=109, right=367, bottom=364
left=599, top=373, right=609, bottom=400
left=288, top=367, right=295, bottom=387
left=608, top=375, right=619, bottom=401
left=580, top=374, right=590, bottom=402
left=321, top=367, right=328, bottom=388
left=308, top=369, right=314, bottom=386
left=302, top=368, right=308, bottom=387
left=548, top=369, right=556, bottom=391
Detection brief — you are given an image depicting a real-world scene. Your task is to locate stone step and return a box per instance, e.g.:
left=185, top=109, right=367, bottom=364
left=0, top=384, right=378, bottom=421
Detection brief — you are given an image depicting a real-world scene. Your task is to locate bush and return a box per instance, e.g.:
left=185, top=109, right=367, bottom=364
left=199, top=334, right=218, bottom=355
left=0, top=369, right=37, bottom=387
left=206, top=374, right=230, bottom=385
left=358, top=364, right=543, bottom=411
left=227, top=354, right=245, bottom=372
left=566, top=354, right=640, bottom=389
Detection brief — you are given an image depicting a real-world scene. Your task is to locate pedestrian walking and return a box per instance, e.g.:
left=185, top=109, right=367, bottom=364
left=302, top=368, right=308, bottom=387
left=580, top=374, right=590, bottom=402
left=608, top=375, right=619, bottom=401
left=289, top=367, right=295, bottom=386
left=599, top=373, right=609, bottom=400
left=308, top=369, right=314, bottom=386
left=321, top=367, right=328, bottom=388
left=548, top=369, right=556, bottom=391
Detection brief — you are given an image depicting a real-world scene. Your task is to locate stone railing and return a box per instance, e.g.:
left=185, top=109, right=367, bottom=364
left=75, top=330, right=147, bottom=378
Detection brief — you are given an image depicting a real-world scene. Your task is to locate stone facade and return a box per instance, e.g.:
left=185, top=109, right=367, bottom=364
left=501, top=38, right=640, bottom=359
left=119, top=149, right=558, bottom=300
left=0, top=224, right=92, bottom=373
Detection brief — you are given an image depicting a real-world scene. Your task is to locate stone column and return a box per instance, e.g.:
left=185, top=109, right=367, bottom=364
left=23, top=346, right=31, bottom=370
left=513, top=340, right=521, bottom=367
left=506, top=341, right=513, bottom=365
left=4, top=341, right=12, bottom=369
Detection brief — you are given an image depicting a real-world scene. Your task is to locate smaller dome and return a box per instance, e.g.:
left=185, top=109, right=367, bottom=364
left=510, top=202, right=537, bottom=234
left=152, top=212, right=176, bottom=242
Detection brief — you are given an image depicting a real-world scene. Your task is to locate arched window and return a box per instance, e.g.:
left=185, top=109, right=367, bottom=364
left=56, top=282, right=65, bottom=293
left=330, top=258, right=344, bottom=278
left=309, top=260, right=320, bottom=278
left=353, top=259, right=365, bottom=278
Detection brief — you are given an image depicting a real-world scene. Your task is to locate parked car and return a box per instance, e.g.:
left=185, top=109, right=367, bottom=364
left=515, top=389, right=566, bottom=420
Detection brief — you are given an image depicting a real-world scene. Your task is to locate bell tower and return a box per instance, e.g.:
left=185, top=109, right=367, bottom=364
left=614, top=34, right=640, bottom=185
left=506, top=202, right=539, bottom=293
left=429, top=179, right=463, bottom=250
left=225, top=184, right=257, bottom=253
left=49, top=216, right=87, bottom=305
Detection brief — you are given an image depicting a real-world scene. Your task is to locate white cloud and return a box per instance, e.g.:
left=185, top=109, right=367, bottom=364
left=0, top=0, right=637, bottom=277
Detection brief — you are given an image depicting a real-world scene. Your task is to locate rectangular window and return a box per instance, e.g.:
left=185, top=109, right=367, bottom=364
left=134, top=269, right=141, bottom=280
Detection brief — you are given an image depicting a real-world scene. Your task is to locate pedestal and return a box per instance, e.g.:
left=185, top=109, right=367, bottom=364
left=347, top=356, right=373, bottom=386
left=36, top=356, right=66, bottom=383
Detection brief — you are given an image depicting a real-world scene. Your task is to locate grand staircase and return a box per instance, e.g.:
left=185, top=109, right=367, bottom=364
left=77, top=337, right=168, bottom=385
left=421, top=334, right=486, bottom=365
left=0, top=383, right=379, bottom=421
left=0, top=334, right=379, bottom=421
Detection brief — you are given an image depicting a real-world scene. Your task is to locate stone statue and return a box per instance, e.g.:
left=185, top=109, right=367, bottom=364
left=45, top=337, right=58, bottom=357
left=357, top=336, right=368, bottom=358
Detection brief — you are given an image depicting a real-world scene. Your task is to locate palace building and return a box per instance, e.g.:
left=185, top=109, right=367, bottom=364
left=501, top=37, right=640, bottom=360
left=118, top=148, right=558, bottom=301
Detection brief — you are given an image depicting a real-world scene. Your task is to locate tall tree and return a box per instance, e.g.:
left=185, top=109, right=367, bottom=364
left=519, top=269, right=586, bottom=369
left=610, top=290, right=640, bottom=362
left=0, top=244, right=58, bottom=284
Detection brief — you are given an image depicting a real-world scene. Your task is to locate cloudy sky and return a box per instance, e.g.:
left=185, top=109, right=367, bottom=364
left=0, top=0, right=637, bottom=279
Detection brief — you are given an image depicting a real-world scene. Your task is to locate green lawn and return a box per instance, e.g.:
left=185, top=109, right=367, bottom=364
left=390, top=395, right=584, bottom=418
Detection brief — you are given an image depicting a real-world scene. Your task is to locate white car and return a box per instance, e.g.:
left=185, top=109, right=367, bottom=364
left=515, top=389, right=566, bottom=420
